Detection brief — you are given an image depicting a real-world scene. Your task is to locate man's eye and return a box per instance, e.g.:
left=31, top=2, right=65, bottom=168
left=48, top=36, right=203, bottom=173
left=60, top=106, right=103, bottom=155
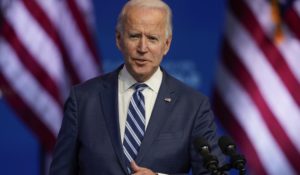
left=129, top=34, right=139, bottom=38
left=148, top=36, right=158, bottom=41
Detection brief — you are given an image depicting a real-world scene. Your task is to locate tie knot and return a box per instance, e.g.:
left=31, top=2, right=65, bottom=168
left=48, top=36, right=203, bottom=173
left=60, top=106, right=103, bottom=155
left=134, top=83, right=147, bottom=92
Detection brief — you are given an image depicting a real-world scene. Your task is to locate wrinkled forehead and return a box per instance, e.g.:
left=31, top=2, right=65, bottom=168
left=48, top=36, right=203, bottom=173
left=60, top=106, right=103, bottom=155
left=125, top=6, right=166, bottom=22
left=126, top=7, right=166, bottom=23
left=123, top=7, right=167, bottom=32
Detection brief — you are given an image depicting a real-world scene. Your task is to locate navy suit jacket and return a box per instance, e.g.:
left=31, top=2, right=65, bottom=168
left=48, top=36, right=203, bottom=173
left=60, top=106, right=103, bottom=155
left=49, top=66, right=223, bottom=175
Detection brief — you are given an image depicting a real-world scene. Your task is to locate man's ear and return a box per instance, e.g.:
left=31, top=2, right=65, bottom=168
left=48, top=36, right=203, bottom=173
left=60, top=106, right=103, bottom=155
left=116, top=31, right=122, bottom=50
left=163, top=35, right=172, bottom=55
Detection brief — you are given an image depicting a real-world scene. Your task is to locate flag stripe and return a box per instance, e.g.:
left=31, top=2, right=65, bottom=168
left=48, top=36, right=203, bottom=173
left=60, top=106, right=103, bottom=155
left=67, top=0, right=102, bottom=68
left=295, top=1, right=300, bottom=15
left=215, top=0, right=300, bottom=174
left=215, top=63, right=296, bottom=174
left=222, top=40, right=300, bottom=172
left=285, top=7, right=300, bottom=41
left=245, top=0, right=300, bottom=84
left=23, top=0, right=81, bottom=85
left=276, top=35, right=300, bottom=84
left=0, top=39, right=62, bottom=136
left=2, top=20, right=63, bottom=107
left=33, top=0, right=83, bottom=86
left=0, top=0, right=101, bottom=154
left=230, top=0, right=300, bottom=108
left=53, top=2, right=99, bottom=81
left=0, top=74, right=56, bottom=151
left=213, top=91, right=268, bottom=175
left=225, top=11, right=300, bottom=151
left=294, top=1, right=300, bottom=16
left=3, top=0, right=66, bottom=90
left=229, top=0, right=300, bottom=150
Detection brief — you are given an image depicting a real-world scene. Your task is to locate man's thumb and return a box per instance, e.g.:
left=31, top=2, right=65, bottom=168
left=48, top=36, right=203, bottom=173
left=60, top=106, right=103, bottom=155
left=130, top=161, right=140, bottom=171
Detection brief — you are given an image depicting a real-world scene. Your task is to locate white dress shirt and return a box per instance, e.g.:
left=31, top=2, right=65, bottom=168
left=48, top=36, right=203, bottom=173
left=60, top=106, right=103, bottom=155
left=118, top=66, right=162, bottom=142
left=118, top=66, right=168, bottom=175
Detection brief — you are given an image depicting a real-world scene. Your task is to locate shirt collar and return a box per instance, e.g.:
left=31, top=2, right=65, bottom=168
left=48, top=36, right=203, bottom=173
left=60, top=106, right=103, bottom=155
left=118, top=65, right=162, bottom=93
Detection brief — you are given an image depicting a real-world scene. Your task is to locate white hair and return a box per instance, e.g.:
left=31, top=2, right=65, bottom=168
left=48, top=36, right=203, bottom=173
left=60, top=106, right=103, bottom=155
left=116, top=0, right=173, bottom=37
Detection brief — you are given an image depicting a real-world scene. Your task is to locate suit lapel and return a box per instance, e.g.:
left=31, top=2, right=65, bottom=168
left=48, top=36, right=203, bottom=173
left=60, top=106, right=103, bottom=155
left=99, top=67, right=178, bottom=170
left=99, top=67, right=129, bottom=174
left=136, top=71, right=178, bottom=164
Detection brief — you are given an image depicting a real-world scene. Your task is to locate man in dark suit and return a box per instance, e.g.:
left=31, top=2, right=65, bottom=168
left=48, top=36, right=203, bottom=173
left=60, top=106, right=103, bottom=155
left=50, top=0, right=223, bottom=174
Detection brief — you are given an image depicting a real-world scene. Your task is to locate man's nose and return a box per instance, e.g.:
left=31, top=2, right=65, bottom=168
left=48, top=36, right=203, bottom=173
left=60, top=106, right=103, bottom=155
left=137, top=37, right=148, bottom=54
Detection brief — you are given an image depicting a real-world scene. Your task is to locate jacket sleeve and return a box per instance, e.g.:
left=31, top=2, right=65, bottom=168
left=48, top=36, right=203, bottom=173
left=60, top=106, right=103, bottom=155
left=190, top=96, right=225, bottom=175
left=49, top=87, right=79, bottom=175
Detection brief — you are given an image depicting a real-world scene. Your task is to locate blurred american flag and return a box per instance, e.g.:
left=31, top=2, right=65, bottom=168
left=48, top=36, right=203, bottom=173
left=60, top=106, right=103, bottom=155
left=0, top=0, right=102, bottom=165
left=214, top=0, right=300, bottom=174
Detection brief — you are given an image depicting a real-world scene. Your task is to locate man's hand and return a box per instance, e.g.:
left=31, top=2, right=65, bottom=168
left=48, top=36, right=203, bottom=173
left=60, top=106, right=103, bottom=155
left=131, top=161, right=157, bottom=175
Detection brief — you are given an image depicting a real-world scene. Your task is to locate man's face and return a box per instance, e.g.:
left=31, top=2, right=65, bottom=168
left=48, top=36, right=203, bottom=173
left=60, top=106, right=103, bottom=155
left=116, top=7, right=172, bottom=82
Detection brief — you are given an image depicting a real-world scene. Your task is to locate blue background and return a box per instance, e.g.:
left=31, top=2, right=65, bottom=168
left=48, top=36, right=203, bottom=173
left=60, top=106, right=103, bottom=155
left=0, top=0, right=227, bottom=174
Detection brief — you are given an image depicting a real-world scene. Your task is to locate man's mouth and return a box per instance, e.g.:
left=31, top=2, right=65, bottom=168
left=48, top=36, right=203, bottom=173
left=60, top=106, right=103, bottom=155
left=133, top=58, right=148, bottom=65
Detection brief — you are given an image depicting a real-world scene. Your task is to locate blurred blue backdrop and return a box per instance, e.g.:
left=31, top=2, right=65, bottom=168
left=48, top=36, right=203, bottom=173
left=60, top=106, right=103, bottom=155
left=0, top=0, right=227, bottom=174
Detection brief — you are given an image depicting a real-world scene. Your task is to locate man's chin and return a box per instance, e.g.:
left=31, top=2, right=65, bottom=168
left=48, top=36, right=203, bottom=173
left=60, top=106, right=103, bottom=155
left=131, top=70, right=152, bottom=82
left=132, top=66, right=149, bottom=74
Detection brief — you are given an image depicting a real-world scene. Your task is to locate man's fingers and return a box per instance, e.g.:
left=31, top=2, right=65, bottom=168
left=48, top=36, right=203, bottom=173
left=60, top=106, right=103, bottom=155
left=130, top=160, right=141, bottom=172
left=131, top=161, right=157, bottom=175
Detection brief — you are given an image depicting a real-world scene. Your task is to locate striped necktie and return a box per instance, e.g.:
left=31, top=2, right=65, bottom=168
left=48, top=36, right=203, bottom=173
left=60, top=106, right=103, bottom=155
left=123, top=83, right=147, bottom=171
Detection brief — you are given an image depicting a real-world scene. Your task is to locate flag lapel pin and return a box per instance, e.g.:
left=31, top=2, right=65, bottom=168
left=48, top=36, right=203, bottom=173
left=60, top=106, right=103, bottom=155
left=164, top=97, right=171, bottom=102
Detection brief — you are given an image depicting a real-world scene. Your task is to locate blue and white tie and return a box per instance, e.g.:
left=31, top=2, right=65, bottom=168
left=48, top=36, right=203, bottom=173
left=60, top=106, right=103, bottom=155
left=123, top=83, right=147, bottom=171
